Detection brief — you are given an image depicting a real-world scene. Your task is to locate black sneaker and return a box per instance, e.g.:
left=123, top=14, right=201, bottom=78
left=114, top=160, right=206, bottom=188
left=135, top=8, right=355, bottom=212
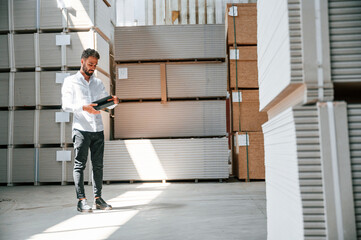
left=95, top=197, right=112, bottom=210
left=77, top=199, right=93, bottom=213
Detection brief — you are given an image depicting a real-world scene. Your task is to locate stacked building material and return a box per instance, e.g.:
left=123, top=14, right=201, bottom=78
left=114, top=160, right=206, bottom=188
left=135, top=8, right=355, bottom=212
left=0, top=0, right=114, bottom=185
left=258, top=0, right=361, bottom=238
left=226, top=3, right=267, bottom=180
left=109, top=24, right=229, bottom=181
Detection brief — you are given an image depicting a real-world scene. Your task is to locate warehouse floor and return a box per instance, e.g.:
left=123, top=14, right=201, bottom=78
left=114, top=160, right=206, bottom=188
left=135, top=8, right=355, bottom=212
left=0, top=181, right=266, bottom=240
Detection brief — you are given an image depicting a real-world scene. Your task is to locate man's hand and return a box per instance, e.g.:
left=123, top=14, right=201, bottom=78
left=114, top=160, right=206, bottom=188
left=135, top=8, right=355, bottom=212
left=83, top=103, right=100, bottom=114
left=108, top=95, right=119, bottom=104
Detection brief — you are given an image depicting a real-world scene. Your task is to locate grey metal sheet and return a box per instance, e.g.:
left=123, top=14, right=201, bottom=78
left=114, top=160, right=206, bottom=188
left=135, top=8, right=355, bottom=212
left=94, top=0, right=112, bottom=40
left=114, top=24, right=226, bottom=61
left=329, top=1, right=361, bottom=83
left=14, top=34, right=35, bottom=68
left=0, top=111, right=8, bottom=145
left=40, top=0, right=63, bottom=29
left=0, top=35, right=9, bottom=68
left=39, top=33, right=62, bottom=67
left=0, top=149, right=7, bottom=183
left=13, top=0, right=36, bottom=30
left=103, top=138, right=229, bottom=181
left=114, top=100, right=226, bottom=138
left=38, top=148, right=63, bottom=182
left=0, top=0, right=9, bottom=31
left=167, top=63, right=227, bottom=98
left=0, top=73, right=9, bottom=107
left=13, top=110, right=34, bottom=145
left=14, top=72, right=35, bottom=107
left=12, top=148, right=35, bottom=183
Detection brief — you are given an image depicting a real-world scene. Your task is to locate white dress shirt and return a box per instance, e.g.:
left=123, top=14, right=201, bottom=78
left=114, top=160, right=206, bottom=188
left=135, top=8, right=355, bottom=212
left=61, top=71, right=109, bottom=132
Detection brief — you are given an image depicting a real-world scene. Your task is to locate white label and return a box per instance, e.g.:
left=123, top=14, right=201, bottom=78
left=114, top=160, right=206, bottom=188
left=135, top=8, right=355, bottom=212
left=56, top=150, right=71, bottom=161
left=55, top=112, right=70, bottom=122
left=230, top=49, right=239, bottom=60
left=57, top=0, right=71, bottom=9
left=56, top=35, right=71, bottom=46
left=118, top=68, right=128, bottom=79
left=232, top=92, right=242, bottom=102
left=228, top=6, right=238, bottom=17
left=56, top=72, right=71, bottom=83
left=237, top=134, right=250, bottom=147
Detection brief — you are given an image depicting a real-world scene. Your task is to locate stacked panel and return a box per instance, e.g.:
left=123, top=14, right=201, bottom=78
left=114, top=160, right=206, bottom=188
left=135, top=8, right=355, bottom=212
left=103, top=138, right=229, bottom=181
left=111, top=24, right=228, bottom=181
left=348, top=104, right=361, bottom=238
left=114, top=101, right=226, bottom=139
left=2, top=0, right=114, bottom=185
left=114, top=25, right=226, bottom=62
left=263, top=103, right=356, bottom=239
left=257, top=0, right=333, bottom=113
left=226, top=3, right=267, bottom=180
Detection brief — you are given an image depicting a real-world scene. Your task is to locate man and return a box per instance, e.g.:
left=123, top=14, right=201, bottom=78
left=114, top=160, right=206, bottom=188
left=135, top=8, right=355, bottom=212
left=61, top=48, right=119, bottom=212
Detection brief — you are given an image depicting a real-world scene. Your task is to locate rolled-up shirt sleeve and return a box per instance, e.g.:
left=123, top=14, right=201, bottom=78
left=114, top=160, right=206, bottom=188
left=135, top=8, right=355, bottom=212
left=61, top=78, right=83, bottom=113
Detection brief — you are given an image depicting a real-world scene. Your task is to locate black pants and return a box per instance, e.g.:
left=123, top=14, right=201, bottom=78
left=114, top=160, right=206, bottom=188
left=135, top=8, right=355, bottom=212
left=73, top=129, right=104, bottom=199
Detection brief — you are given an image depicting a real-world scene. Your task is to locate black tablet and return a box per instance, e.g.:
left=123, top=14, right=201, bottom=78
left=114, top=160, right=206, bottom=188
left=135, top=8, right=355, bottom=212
left=92, top=95, right=115, bottom=110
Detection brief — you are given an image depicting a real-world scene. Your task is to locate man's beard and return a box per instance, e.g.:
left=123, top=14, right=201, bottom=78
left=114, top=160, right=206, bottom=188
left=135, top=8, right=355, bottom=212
left=83, top=64, right=94, bottom=76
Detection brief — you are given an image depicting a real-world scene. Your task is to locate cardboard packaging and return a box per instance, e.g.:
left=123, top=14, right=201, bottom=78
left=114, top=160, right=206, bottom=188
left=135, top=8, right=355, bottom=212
left=229, top=46, right=258, bottom=89
left=226, top=3, right=257, bottom=46
left=232, top=90, right=268, bottom=132
left=233, top=131, right=265, bottom=180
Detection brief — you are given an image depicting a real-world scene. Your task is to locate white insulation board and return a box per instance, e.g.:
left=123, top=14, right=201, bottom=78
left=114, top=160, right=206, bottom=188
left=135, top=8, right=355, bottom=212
left=263, top=102, right=356, bottom=240
left=348, top=104, right=361, bottom=238
left=114, top=100, right=226, bottom=138
left=114, top=24, right=226, bottom=61
left=103, top=138, right=229, bottom=181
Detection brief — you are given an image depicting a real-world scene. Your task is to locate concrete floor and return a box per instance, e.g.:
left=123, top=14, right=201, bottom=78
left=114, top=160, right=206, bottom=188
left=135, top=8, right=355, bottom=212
left=0, top=181, right=266, bottom=240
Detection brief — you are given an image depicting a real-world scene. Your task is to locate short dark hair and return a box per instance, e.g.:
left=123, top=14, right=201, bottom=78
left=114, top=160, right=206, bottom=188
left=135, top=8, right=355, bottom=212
left=81, top=48, right=100, bottom=60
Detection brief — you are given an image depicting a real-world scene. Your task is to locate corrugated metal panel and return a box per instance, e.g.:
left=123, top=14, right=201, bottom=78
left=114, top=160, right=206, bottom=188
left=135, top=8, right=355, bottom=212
left=348, top=104, right=361, bottom=238
left=328, top=0, right=361, bottom=83
left=0, top=149, right=7, bottom=183
left=0, top=0, right=9, bottom=31
left=0, top=73, right=9, bottom=107
left=14, top=34, right=35, bottom=68
left=116, top=64, right=161, bottom=99
left=114, top=100, right=226, bottom=138
left=0, top=111, right=8, bottom=145
left=167, top=63, right=227, bottom=98
left=39, top=71, right=77, bottom=106
left=103, top=138, right=229, bottom=181
left=13, top=0, right=37, bottom=30
left=39, top=33, right=62, bottom=67
left=114, top=24, right=226, bottom=61
left=38, top=148, right=63, bottom=182
left=0, top=35, right=9, bottom=68
left=13, top=110, right=34, bottom=145
left=12, top=148, right=35, bottom=183
left=40, top=0, right=63, bottom=29
left=14, top=72, right=35, bottom=107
